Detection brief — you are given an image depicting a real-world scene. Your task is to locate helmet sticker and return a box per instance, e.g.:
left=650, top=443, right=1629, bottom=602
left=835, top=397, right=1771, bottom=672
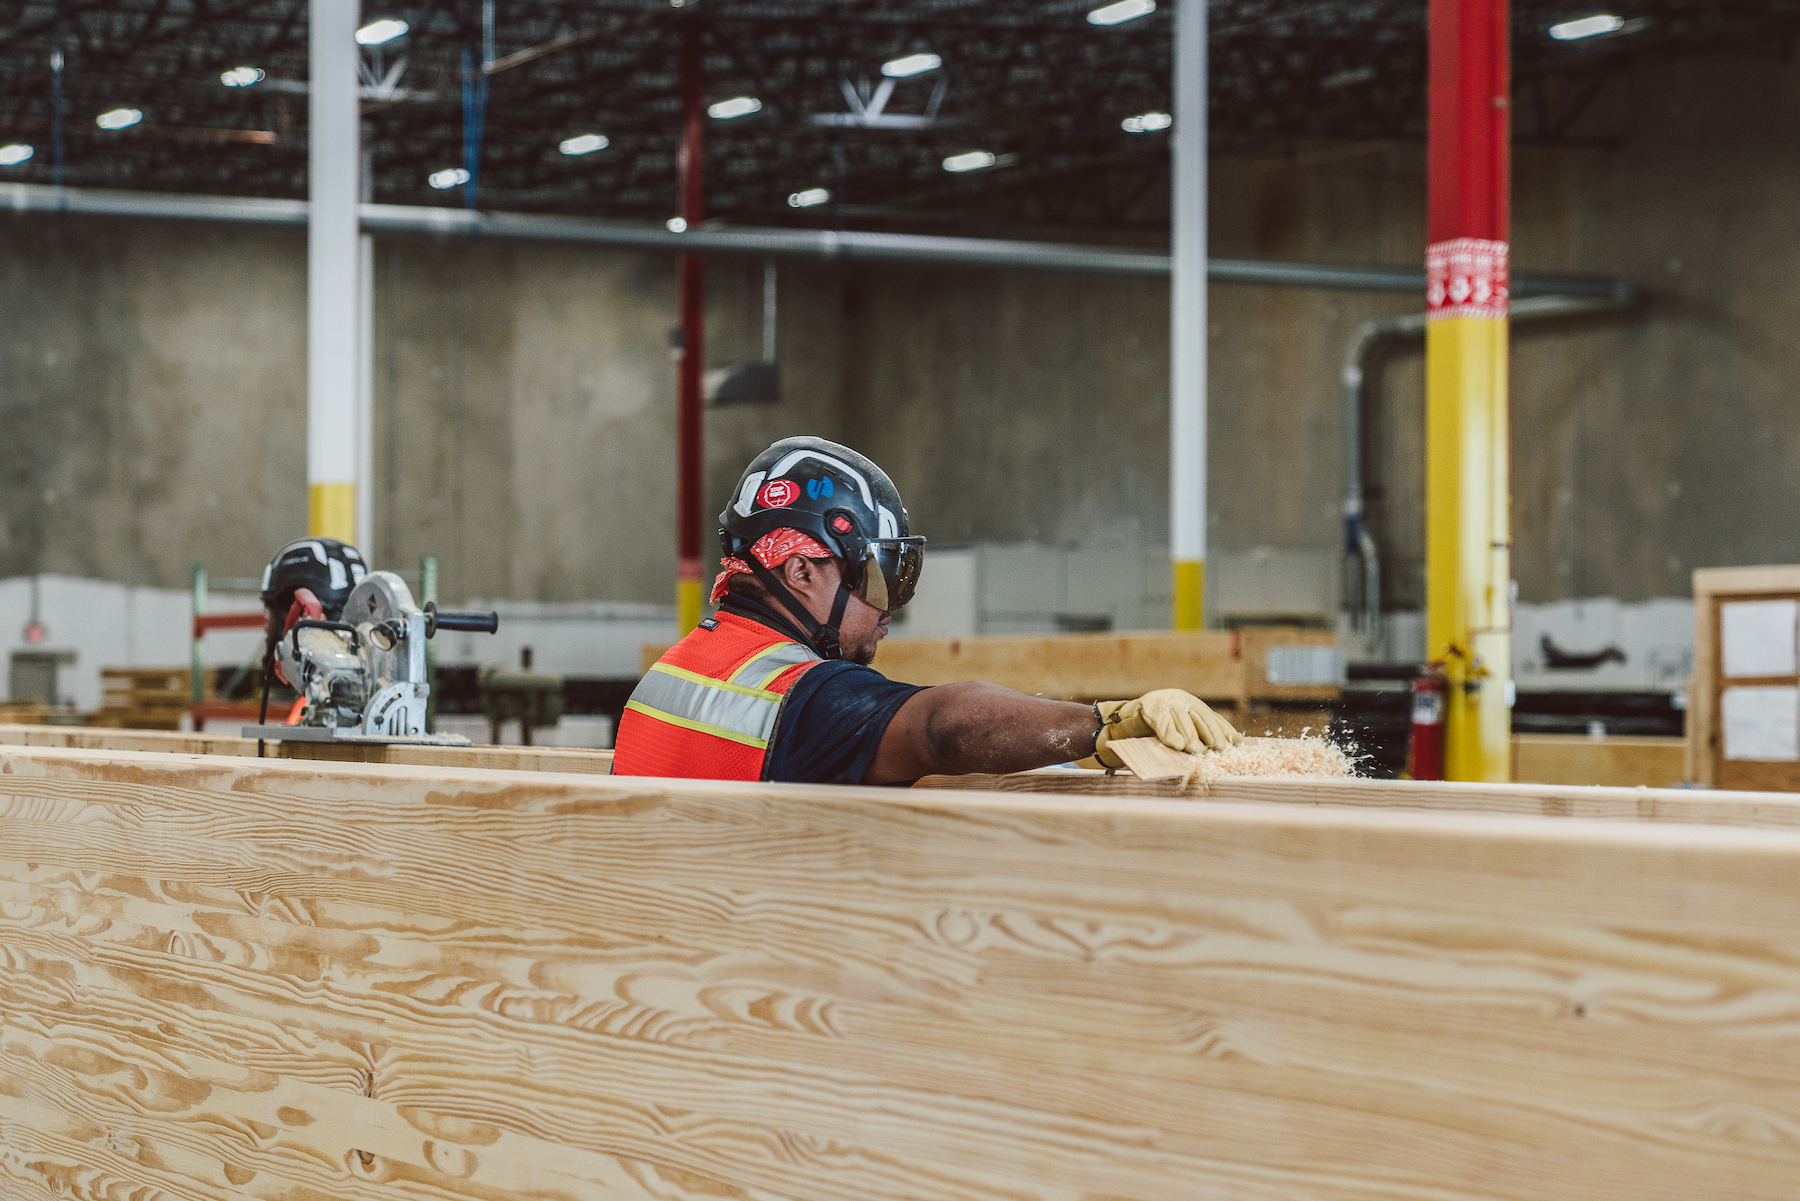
left=806, top=477, right=835, bottom=499
left=757, top=478, right=800, bottom=509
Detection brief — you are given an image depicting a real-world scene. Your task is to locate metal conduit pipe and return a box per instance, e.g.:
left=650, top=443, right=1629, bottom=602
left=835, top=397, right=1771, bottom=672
left=1341, top=287, right=1641, bottom=639
left=2, top=182, right=1627, bottom=295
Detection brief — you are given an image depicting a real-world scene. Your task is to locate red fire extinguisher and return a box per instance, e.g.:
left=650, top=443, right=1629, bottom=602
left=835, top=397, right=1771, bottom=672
left=1406, top=664, right=1448, bottom=781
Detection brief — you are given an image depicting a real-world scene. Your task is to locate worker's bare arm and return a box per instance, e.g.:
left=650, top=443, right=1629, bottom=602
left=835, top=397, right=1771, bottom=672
left=866, top=682, right=1099, bottom=784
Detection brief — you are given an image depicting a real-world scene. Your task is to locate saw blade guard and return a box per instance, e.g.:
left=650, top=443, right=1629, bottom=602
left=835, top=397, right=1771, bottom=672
left=341, top=571, right=432, bottom=738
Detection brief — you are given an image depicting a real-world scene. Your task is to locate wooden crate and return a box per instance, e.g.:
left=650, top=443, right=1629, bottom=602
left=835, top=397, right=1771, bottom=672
left=7, top=747, right=1800, bottom=1198
left=1690, top=566, right=1800, bottom=790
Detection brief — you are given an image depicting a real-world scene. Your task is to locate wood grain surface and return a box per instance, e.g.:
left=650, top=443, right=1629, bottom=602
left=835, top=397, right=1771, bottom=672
left=0, top=722, right=616, bottom=774
left=9, top=746, right=1800, bottom=1199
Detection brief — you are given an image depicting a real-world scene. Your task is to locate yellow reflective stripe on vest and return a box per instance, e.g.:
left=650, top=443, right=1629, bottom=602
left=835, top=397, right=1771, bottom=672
left=621, top=699, right=769, bottom=749
left=627, top=660, right=785, bottom=747
left=730, top=641, right=821, bottom=690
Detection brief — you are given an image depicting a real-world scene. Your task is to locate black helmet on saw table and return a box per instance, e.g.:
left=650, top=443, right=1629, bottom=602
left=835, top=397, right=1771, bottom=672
left=719, top=436, right=925, bottom=657
left=260, top=538, right=368, bottom=623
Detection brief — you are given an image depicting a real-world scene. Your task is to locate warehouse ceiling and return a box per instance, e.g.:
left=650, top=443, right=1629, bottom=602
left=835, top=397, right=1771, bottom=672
left=0, top=0, right=1796, bottom=230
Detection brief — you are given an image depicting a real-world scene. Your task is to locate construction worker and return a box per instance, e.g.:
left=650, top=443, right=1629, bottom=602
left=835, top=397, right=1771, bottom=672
left=257, top=537, right=368, bottom=723
left=612, top=436, right=1240, bottom=784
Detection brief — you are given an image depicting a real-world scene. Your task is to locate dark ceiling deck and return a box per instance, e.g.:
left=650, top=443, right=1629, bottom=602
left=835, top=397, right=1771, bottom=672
left=0, top=0, right=1795, bottom=230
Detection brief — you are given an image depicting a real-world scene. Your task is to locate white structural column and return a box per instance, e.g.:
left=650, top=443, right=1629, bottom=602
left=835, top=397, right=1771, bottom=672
left=308, top=0, right=360, bottom=544
left=355, top=232, right=375, bottom=553
left=1170, top=0, right=1208, bottom=628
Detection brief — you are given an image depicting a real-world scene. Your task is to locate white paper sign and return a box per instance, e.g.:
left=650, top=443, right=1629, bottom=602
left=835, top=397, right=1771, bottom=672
left=1721, top=599, right=1798, bottom=678
left=1721, top=685, right=1800, bottom=761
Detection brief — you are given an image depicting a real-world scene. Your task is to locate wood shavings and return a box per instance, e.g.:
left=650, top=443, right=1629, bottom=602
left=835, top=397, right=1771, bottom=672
left=1182, top=735, right=1353, bottom=789
left=1106, top=735, right=1356, bottom=793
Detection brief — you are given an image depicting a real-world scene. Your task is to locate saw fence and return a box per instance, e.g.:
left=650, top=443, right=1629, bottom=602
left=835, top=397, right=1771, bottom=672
left=5, top=745, right=1800, bottom=1199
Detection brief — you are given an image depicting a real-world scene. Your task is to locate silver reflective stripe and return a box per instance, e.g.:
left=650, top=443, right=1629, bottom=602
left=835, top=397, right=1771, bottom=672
left=730, top=641, right=820, bottom=690
left=627, top=662, right=786, bottom=747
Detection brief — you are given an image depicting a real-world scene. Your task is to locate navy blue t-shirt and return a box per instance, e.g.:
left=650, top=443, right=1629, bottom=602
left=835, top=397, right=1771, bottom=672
left=716, top=595, right=924, bottom=785
left=762, top=658, right=927, bottom=786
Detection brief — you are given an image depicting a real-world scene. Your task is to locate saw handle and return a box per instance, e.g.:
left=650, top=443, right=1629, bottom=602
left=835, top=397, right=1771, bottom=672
left=426, top=602, right=499, bottom=637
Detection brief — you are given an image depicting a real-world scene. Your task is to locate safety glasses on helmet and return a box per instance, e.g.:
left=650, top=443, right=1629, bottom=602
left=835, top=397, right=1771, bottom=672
left=854, top=537, right=926, bottom=612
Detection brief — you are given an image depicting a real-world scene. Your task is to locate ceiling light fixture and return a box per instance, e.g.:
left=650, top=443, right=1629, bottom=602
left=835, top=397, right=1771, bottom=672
left=356, top=18, right=409, bottom=46
left=707, top=96, right=762, bottom=120
left=0, top=144, right=33, bottom=166
left=1320, top=65, right=1376, bottom=89
left=220, top=65, right=265, bottom=87
left=1549, top=13, right=1624, bottom=39
left=428, top=167, right=470, bottom=189
left=95, top=108, right=143, bottom=130
left=1087, top=0, right=1155, bottom=26
left=881, top=52, right=941, bottom=78
left=666, top=217, right=688, bottom=232
left=1121, top=110, right=1172, bottom=133
left=942, top=150, right=997, bottom=173
left=559, top=133, right=609, bottom=156
left=788, top=187, right=831, bottom=208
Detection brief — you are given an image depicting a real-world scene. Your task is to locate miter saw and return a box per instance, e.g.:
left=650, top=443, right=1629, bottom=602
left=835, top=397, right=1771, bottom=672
left=243, top=570, right=498, bottom=746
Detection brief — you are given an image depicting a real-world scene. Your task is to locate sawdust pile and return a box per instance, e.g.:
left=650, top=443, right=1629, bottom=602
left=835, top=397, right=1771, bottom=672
left=1184, top=736, right=1354, bottom=786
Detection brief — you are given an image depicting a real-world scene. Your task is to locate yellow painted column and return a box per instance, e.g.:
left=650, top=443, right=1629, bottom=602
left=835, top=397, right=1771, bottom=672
left=309, top=482, right=356, bottom=543
left=1173, top=560, right=1204, bottom=630
left=1426, top=314, right=1511, bottom=780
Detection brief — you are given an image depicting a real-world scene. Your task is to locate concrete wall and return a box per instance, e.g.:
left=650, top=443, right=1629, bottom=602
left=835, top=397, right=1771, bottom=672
left=0, top=53, right=1797, bottom=632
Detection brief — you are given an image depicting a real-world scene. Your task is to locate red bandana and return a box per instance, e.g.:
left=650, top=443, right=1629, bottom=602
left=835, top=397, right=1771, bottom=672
left=710, top=528, right=834, bottom=603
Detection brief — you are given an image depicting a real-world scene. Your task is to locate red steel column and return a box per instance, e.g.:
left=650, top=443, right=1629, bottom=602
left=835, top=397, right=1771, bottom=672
left=1424, top=0, right=1512, bottom=780
left=676, top=22, right=706, bottom=634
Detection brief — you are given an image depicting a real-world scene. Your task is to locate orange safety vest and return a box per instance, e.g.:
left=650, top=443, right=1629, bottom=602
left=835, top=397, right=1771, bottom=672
left=612, top=611, right=825, bottom=780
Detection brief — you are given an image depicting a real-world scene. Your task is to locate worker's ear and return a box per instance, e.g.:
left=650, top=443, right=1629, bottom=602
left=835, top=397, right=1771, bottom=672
left=781, top=555, right=815, bottom=590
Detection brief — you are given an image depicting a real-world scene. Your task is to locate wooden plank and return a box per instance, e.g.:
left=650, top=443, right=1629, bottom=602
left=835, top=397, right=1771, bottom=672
left=1511, top=734, right=1688, bottom=788
left=915, top=765, right=1800, bottom=828
left=0, top=722, right=616, bottom=774
left=8, top=747, right=1800, bottom=1199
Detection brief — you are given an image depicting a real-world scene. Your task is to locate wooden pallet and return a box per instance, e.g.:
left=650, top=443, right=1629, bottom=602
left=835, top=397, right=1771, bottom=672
left=98, top=665, right=192, bottom=730
left=5, top=747, right=1800, bottom=1198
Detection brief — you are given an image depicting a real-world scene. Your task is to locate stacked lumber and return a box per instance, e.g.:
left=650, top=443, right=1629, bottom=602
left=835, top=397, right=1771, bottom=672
left=641, top=626, right=1342, bottom=724
left=0, top=701, right=53, bottom=725
left=93, top=666, right=190, bottom=730
left=5, top=747, right=1800, bottom=1198
left=1512, top=733, right=1687, bottom=788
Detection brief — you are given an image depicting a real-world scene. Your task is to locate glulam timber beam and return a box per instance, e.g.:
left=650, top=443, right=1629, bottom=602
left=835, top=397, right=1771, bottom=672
left=0, top=722, right=616, bottom=774
left=5, top=746, right=1800, bottom=1198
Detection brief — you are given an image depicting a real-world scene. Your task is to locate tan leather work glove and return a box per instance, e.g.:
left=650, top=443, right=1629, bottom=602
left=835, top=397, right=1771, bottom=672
left=1087, top=688, right=1241, bottom=768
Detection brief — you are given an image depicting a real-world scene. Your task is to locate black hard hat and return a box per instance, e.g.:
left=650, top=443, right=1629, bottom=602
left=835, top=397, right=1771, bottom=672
left=719, top=436, right=925, bottom=612
left=260, top=538, right=368, bottom=622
